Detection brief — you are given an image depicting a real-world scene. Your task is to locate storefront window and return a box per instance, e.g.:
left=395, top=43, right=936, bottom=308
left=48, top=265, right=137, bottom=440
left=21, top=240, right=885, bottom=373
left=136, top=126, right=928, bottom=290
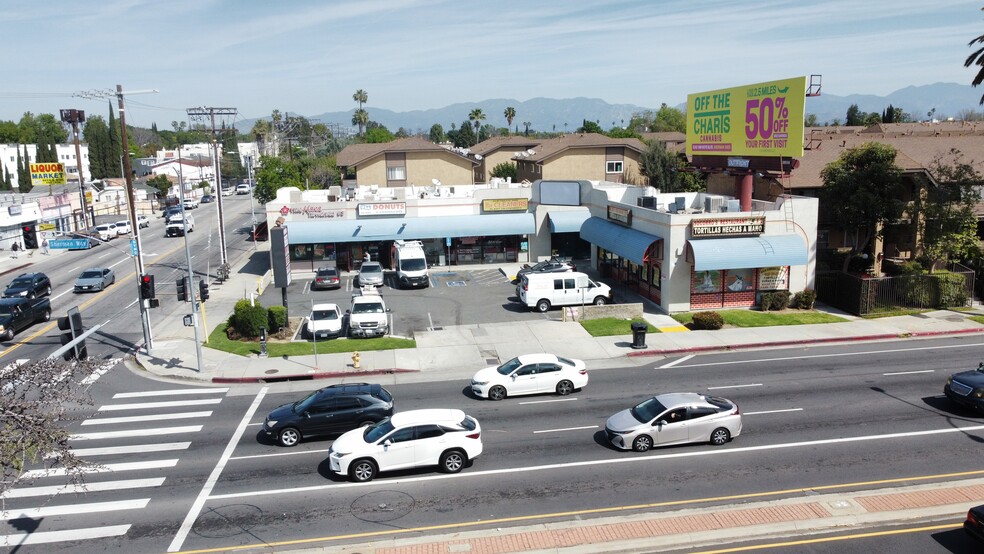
left=725, top=269, right=754, bottom=292
left=291, top=244, right=313, bottom=261
left=693, top=270, right=721, bottom=293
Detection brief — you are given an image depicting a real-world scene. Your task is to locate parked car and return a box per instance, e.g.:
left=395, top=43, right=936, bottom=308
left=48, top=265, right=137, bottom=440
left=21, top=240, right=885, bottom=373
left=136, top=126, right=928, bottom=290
left=357, top=261, right=384, bottom=287
left=471, top=353, right=587, bottom=400
left=965, top=504, right=984, bottom=543
left=263, top=383, right=394, bottom=447
left=221, top=187, right=235, bottom=197
left=0, top=297, right=51, bottom=341
left=518, top=272, right=613, bottom=313
left=328, top=409, right=483, bottom=482
left=312, top=266, right=341, bottom=290
left=94, top=223, right=118, bottom=240
left=74, top=268, right=115, bottom=293
left=137, top=214, right=150, bottom=228
left=605, top=392, right=742, bottom=452
left=944, top=362, right=984, bottom=413
left=114, top=220, right=132, bottom=235
left=236, top=183, right=251, bottom=195
left=201, top=194, right=215, bottom=203
left=305, top=303, right=343, bottom=340
left=182, top=197, right=199, bottom=210
left=3, top=272, right=51, bottom=299
left=516, top=257, right=576, bottom=280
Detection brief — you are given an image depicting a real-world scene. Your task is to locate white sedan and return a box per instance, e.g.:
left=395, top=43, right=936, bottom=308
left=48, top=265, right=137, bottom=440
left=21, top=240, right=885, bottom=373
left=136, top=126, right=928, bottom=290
left=115, top=220, right=132, bottom=235
left=470, top=353, right=587, bottom=400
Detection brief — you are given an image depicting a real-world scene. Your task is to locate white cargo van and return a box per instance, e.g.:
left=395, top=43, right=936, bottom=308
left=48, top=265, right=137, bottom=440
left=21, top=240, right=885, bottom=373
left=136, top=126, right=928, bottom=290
left=393, top=240, right=429, bottom=288
left=518, top=272, right=613, bottom=313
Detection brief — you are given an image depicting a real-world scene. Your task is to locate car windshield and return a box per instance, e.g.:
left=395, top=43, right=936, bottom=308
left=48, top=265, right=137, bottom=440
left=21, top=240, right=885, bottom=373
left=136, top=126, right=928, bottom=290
left=9, top=277, right=31, bottom=287
left=352, top=302, right=384, bottom=314
left=630, top=397, right=668, bottom=423
left=79, top=271, right=102, bottom=279
left=400, top=259, right=427, bottom=271
left=364, top=418, right=394, bottom=443
left=361, top=265, right=382, bottom=275
left=312, top=309, right=338, bottom=321
left=293, top=390, right=320, bottom=413
left=496, top=357, right=524, bottom=376
left=116, top=222, right=128, bottom=227
left=529, top=262, right=549, bottom=271
left=317, top=269, right=337, bottom=277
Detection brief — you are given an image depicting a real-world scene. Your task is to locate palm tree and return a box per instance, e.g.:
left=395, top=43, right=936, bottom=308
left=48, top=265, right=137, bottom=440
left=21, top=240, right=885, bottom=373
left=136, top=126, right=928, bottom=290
left=469, top=108, right=486, bottom=138
left=967, top=12, right=984, bottom=105
left=523, top=122, right=530, bottom=136
left=353, top=89, right=368, bottom=109
left=352, top=109, right=369, bottom=136
left=504, top=107, right=516, bottom=128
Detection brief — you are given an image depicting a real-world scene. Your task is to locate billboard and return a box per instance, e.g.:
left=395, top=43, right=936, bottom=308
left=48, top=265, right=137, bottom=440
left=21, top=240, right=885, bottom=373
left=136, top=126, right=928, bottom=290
left=686, top=77, right=806, bottom=158
left=30, top=162, right=67, bottom=186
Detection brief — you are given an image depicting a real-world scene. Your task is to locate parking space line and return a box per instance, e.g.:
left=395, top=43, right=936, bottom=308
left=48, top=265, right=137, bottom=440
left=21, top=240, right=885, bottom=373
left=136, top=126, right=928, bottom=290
left=659, top=355, right=694, bottom=369
left=883, top=369, right=934, bottom=376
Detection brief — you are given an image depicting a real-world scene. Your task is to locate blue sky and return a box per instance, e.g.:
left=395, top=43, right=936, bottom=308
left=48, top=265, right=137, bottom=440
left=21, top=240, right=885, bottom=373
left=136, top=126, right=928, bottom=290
left=1, top=0, right=981, bottom=129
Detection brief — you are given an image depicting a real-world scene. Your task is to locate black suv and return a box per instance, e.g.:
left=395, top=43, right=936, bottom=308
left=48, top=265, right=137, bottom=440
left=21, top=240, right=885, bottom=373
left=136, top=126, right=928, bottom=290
left=263, top=383, right=394, bottom=447
left=3, top=273, right=52, bottom=299
left=944, top=362, right=984, bottom=413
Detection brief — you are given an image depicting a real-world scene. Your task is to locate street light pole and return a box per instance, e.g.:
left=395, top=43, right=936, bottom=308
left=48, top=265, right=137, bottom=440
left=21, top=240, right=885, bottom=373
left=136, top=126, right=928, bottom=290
left=59, top=109, right=91, bottom=230
left=177, top=146, right=204, bottom=373
left=245, top=154, right=257, bottom=251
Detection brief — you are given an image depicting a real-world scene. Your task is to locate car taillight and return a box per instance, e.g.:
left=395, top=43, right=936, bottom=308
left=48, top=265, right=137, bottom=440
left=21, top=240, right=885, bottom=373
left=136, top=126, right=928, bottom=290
left=522, top=283, right=528, bottom=292
left=969, top=510, right=979, bottom=525
left=734, top=403, right=740, bottom=415
left=466, top=432, right=481, bottom=439
left=578, top=369, right=587, bottom=375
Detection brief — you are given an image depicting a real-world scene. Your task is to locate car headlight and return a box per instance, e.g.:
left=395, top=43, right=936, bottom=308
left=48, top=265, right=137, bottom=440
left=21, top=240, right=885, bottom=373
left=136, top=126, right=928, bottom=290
left=17, top=291, right=27, bottom=297
left=975, top=389, right=984, bottom=399
left=947, top=376, right=953, bottom=385
left=266, top=420, right=277, bottom=428
left=472, top=380, right=488, bottom=386
left=0, top=325, right=5, bottom=334
left=607, top=428, right=630, bottom=435
left=331, top=450, right=349, bottom=458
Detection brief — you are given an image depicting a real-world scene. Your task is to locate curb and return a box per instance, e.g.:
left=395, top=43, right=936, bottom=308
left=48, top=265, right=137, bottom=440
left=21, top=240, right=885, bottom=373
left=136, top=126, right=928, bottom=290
left=626, top=327, right=984, bottom=358
left=210, top=367, right=420, bottom=384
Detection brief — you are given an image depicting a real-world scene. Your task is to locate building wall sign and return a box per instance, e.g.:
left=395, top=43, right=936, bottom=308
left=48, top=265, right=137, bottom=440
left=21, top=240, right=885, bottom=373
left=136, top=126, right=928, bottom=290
left=758, top=266, right=789, bottom=290
left=358, top=202, right=406, bottom=217
left=607, top=205, right=632, bottom=226
left=482, top=198, right=528, bottom=212
left=279, top=205, right=345, bottom=219
left=691, top=216, right=765, bottom=237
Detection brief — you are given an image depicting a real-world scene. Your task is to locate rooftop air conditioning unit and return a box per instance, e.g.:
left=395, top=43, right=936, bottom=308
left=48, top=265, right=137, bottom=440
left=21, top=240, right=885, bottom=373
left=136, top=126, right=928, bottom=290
left=705, top=197, right=724, bottom=213
left=675, top=196, right=686, bottom=213
left=638, top=196, right=658, bottom=209
left=726, top=199, right=741, bottom=212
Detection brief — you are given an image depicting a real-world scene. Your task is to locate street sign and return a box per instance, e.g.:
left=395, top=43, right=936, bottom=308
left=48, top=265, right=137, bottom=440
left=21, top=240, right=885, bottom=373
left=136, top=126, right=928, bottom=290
left=130, top=239, right=138, bottom=257
left=39, top=223, right=56, bottom=231
left=49, top=239, right=91, bottom=249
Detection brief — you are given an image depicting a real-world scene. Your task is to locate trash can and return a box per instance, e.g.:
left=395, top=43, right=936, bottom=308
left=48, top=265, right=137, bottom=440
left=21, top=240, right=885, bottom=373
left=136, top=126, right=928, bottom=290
left=630, top=321, right=648, bottom=350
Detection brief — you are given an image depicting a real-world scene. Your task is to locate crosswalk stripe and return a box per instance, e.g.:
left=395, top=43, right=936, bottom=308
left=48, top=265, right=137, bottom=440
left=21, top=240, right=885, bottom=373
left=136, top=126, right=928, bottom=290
left=80, top=366, right=112, bottom=385
left=82, top=411, right=212, bottom=425
left=70, top=426, right=202, bottom=441
left=112, top=388, right=229, bottom=398
left=68, top=442, right=192, bottom=457
left=1, top=478, right=165, bottom=499
left=1, top=498, right=149, bottom=521
left=20, top=459, right=179, bottom=479
left=98, top=399, right=221, bottom=411
left=0, top=524, right=131, bottom=547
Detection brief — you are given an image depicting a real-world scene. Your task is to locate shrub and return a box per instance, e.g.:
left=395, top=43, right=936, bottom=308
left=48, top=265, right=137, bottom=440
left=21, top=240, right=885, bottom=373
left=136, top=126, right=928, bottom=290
left=760, top=291, right=791, bottom=311
left=691, top=311, right=724, bottom=330
left=230, top=298, right=268, bottom=338
left=792, top=289, right=817, bottom=310
left=268, top=305, right=287, bottom=332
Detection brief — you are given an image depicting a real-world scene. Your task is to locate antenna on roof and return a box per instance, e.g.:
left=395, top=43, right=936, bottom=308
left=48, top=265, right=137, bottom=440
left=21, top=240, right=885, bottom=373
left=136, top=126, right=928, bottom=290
left=432, top=178, right=442, bottom=186
left=474, top=154, right=483, bottom=160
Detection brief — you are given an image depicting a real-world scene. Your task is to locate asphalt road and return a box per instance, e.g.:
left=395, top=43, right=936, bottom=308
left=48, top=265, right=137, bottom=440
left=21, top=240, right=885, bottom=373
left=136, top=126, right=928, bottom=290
left=7, top=335, right=982, bottom=552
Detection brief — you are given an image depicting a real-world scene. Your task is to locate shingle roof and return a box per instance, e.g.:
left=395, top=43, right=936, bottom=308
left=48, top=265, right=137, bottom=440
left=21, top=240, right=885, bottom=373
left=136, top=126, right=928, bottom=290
left=470, top=136, right=541, bottom=156
left=515, top=133, right=647, bottom=162
left=336, top=137, right=468, bottom=167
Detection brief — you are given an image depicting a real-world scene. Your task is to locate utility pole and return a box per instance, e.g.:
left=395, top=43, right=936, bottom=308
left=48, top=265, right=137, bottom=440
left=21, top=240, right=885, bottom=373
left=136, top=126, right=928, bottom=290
left=187, top=107, right=236, bottom=270
left=245, top=154, right=257, bottom=251
left=177, top=147, right=205, bottom=372
left=58, top=109, right=91, bottom=230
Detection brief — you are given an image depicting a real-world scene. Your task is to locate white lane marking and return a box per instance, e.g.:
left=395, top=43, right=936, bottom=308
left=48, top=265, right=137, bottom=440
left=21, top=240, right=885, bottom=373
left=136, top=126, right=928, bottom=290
left=108, top=258, right=129, bottom=269
left=207, top=423, right=984, bottom=501
left=519, top=398, right=579, bottom=405
left=82, top=411, right=212, bottom=425
left=884, top=369, right=935, bottom=376
left=51, top=288, right=75, bottom=301
left=20, top=459, right=178, bottom=480
left=659, top=355, right=694, bottom=369
left=1, top=478, right=165, bottom=499
left=68, top=442, right=192, bottom=457
left=230, top=449, right=325, bottom=461
left=707, top=383, right=763, bottom=390
left=533, top=425, right=598, bottom=434
left=70, top=266, right=81, bottom=272
left=70, top=426, right=202, bottom=440
left=113, top=388, right=229, bottom=398
left=80, top=366, right=112, bottom=385
left=168, top=386, right=268, bottom=552
left=246, top=422, right=263, bottom=427
left=98, top=398, right=222, bottom=411
left=98, top=251, right=113, bottom=259
left=1, top=498, right=149, bottom=521
left=673, top=342, right=984, bottom=369
left=743, top=408, right=804, bottom=416
left=0, top=525, right=131, bottom=547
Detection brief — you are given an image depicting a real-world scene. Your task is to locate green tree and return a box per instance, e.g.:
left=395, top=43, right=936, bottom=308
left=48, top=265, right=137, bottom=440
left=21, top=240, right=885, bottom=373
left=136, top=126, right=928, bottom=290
left=504, top=106, right=516, bottom=128
left=918, top=149, right=984, bottom=269
left=522, top=121, right=531, bottom=136
left=82, top=115, right=111, bottom=179
left=352, top=90, right=369, bottom=134
left=147, top=174, right=172, bottom=198
left=0, top=120, right=18, bottom=142
left=863, top=112, right=882, bottom=126
left=628, top=103, right=686, bottom=133
left=820, top=142, right=906, bottom=272
left=254, top=155, right=305, bottom=205
left=490, top=162, right=517, bottom=180
left=106, top=102, right=122, bottom=177
left=578, top=119, right=604, bottom=134
left=640, top=140, right=680, bottom=193
left=469, top=108, right=485, bottom=137
left=364, top=125, right=394, bottom=143
left=804, top=113, right=819, bottom=127
left=429, top=123, right=445, bottom=143
left=352, top=109, right=369, bottom=136
left=449, top=120, right=475, bottom=147
left=17, top=146, right=33, bottom=193
left=966, top=7, right=984, bottom=105
left=845, top=104, right=864, bottom=126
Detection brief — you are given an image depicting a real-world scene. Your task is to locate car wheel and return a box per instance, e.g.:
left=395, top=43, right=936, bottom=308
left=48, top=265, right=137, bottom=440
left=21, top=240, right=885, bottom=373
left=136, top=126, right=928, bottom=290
left=440, top=449, right=466, bottom=473
left=535, top=299, right=551, bottom=313
left=41, top=309, right=51, bottom=323
left=27, top=292, right=36, bottom=299
left=358, top=420, right=376, bottom=428
left=350, top=459, right=377, bottom=482
left=1, top=328, right=12, bottom=341
left=556, top=380, right=575, bottom=396
left=710, top=427, right=731, bottom=446
left=632, top=435, right=653, bottom=452
left=488, top=385, right=507, bottom=401
left=278, top=427, right=301, bottom=447
left=45, top=286, right=51, bottom=296
left=593, top=296, right=608, bottom=306
left=111, top=276, right=116, bottom=285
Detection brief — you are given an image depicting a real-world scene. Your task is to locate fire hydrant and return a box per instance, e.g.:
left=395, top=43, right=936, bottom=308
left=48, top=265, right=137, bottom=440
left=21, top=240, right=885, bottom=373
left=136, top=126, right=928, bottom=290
left=352, top=351, right=361, bottom=369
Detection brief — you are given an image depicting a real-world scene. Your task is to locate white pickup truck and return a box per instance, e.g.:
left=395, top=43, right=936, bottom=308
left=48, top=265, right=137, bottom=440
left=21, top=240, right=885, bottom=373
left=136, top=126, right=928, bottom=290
left=346, top=287, right=390, bottom=338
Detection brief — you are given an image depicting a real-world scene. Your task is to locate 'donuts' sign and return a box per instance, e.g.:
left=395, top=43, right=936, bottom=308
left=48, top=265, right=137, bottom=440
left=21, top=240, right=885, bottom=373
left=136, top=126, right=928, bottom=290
left=691, top=216, right=765, bottom=237
left=358, top=202, right=406, bottom=216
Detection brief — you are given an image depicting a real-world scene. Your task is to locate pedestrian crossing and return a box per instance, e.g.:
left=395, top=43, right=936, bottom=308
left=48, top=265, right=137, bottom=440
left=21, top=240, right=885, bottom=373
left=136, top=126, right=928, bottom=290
left=0, top=385, right=229, bottom=549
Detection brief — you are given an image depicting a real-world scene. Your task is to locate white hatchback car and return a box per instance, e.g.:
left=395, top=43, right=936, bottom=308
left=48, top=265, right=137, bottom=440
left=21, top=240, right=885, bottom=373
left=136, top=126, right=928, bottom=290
left=328, top=409, right=483, bottom=482
left=471, top=353, right=587, bottom=400
left=305, top=303, right=342, bottom=340
left=605, top=392, right=742, bottom=452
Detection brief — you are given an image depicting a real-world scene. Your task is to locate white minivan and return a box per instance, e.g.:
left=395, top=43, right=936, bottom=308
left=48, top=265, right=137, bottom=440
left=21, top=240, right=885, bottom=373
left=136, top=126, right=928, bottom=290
left=518, top=272, right=613, bottom=313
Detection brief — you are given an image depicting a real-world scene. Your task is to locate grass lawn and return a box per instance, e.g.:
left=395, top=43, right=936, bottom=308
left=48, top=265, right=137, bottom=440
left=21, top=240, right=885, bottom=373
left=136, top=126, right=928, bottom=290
left=581, top=318, right=658, bottom=337
left=671, top=310, right=848, bottom=328
left=969, top=315, right=984, bottom=326
left=861, top=308, right=932, bottom=319
left=206, top=323, right=416, bottom=357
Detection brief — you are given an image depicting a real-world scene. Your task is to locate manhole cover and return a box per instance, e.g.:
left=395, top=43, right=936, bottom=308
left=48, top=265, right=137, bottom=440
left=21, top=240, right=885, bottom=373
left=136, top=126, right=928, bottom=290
left=447, top=281, right=466, bottom=287
left=264, top=369, right=279, bottom=374
left=351, top=490, right=415, bottom=523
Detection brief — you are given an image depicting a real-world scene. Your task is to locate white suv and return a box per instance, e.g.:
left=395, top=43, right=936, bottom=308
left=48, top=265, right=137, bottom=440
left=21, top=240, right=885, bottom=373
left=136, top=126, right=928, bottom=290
left=328, top=409, right=483, bottom=482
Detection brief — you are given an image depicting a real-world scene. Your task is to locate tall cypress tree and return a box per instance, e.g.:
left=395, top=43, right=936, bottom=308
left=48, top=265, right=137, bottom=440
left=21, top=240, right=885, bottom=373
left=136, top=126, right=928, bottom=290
left=18, top=146, right=33, bottom=192
left=107, top=101, right=121, bottom=177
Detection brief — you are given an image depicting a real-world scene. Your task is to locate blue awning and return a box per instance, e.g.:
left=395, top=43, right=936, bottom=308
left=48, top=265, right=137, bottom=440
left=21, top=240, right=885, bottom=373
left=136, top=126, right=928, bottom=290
left=548, top=208, right=591, bottom=233
left=285, top=213, right=535, bottom=244
left=689, top=235, right=808, bottom=271
left=579, top=217, right=662, bottom=265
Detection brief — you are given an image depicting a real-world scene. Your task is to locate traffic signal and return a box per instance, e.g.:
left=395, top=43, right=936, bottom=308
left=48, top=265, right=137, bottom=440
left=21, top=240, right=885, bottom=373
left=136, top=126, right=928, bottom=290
left=199, top=280, right=210, bottom=302
left=140, top=274, right=156, bottom=299
left=176, top=276, right=188, bottom=302
left=22, top=224, right=38, bottom=249
left=58, top=308, right=86, bottom=360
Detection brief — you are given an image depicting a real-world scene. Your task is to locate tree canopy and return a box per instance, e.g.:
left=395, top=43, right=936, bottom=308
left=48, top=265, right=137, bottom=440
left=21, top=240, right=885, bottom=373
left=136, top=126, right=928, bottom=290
left=966, top=8, right=984, bottom=105
left=918, top=149, right=984, bottom=268
left=254, top=155, right=305, bottom=204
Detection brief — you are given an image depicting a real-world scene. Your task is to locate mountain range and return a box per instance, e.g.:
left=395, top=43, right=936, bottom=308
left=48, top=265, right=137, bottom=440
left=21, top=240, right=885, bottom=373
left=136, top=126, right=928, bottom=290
left=239, top=82, right=984, bottom=135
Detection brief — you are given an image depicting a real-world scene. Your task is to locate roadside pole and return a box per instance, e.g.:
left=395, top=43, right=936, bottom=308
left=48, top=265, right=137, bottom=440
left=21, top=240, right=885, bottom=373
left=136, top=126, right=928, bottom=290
left=177, top=147, right=205, bottom=372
